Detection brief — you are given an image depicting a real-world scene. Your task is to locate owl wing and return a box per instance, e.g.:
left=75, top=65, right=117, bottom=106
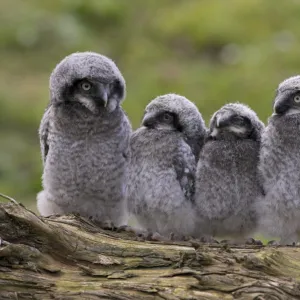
left=185, top=128, right=208, bottom=160
left=39, top=104, right=51, bottom=165
left=173, top=143, right=196, bottom=202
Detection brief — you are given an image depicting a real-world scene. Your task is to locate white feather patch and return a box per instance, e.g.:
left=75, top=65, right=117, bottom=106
left=210, top=128, right=219, bottom=137
left=228, top=126, right=246, bottom=134
left=285, top=108, right=300, bottom=116
left=77, top=96, right=96, bottom=112
left=273, top=108, right=300, bottom=116
left=156, top=123, right=174, bottom=130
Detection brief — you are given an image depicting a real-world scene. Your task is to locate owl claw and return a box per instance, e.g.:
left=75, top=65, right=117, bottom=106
left=200, top=235, right=219, bottom=244
left=245, top=237, right=263, bottom=246
left=91, top=219, right=116, bottom=231
left=267, top=240, right=281, bottom=246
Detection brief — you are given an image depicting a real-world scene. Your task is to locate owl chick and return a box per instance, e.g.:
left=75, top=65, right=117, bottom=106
left=259, top=75, right=300, bottom=245
left=37, top=52, right=132, bottom=227
left=127, top=94, right=206, bottom=239
left=194, top=103, right=264, bottom=241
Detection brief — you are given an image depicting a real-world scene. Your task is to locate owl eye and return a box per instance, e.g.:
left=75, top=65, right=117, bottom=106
left=163, top=113, right=173, bottom=122
left=81, top=81, right=92, bottom=91
left=232, top=116, right=245, bottom=124
left=294, top=95, right=300, bottom=103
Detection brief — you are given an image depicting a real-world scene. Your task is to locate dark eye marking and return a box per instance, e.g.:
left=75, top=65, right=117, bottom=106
left=110, top=79, right=124, bottom=98
left=157, top=111, right=182, bottom=131
left=162, top=112, right=173, bottom=122
left=231, top=115, right=251, bottom=126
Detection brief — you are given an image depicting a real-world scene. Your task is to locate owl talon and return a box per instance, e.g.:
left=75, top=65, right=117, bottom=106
left=267, top=240, right=280, bottom=246
left=200, top=236, right=218, bottom=244
left=116, top=225, right=133, bottom=232
left=220, top=239, right=245, bottom=246
left=169, top=232, right=175, bottom=241
left=102, top=220, right=115, bottom=230
left=92, top=219, right=116, bottom=231
left=245, top=237, right=263, bottom=246
left=149, top=232, right=167, bottom=241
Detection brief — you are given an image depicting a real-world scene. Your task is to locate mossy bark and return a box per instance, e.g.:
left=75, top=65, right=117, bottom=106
left=1, top=202, right=300, bottom=299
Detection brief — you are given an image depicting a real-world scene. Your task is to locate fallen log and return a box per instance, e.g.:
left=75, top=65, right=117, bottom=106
left=0, top=200, right=300, bottom=300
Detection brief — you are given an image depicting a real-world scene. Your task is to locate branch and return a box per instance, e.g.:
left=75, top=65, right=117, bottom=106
left=0, top=202, right=300, bottom=299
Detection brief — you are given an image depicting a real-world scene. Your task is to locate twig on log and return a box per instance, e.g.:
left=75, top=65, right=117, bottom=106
left=0, top=192, right=19, bottom=205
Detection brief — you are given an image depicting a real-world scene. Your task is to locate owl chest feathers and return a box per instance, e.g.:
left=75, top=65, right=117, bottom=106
left=44, top=113, right=128, bottom=195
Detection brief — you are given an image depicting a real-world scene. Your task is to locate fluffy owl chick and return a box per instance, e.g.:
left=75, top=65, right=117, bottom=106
left=37, top=52, right=131, bottom=227
left=127, top=94, right=206, bottom=239
left=195, top=103, right=264, bottom=241
left=259, top=75, right=300, bottom=245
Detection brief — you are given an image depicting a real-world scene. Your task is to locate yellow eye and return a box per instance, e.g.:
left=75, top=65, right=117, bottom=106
left=81, top=82, right=91, bottom=91
left=294, top=95, right=300, bottom=103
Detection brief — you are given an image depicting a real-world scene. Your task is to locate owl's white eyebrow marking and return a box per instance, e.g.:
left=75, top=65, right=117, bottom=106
left=210, top=128, right=219, bottom=137
left=285, top=108, right=300, bottom=116
left=227, top=126, right=247, bottom=134
left=76, top=95, right=97, bottom=112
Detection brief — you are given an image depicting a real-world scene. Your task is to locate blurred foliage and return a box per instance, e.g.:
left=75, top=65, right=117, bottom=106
left=1, top=0, right=300, bottom=210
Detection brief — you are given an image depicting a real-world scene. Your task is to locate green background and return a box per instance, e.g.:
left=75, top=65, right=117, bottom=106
left=1, top=0, right=299, bottom=212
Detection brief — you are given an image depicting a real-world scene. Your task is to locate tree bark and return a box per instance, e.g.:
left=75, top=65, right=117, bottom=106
left=1, top=201, right=300, bottom=300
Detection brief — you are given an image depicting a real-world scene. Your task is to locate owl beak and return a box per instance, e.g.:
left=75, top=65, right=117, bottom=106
left=273, top=92, right=293, bottom=115
left=274, top=102, right=289, bottom=115
left=142, top=113, right=156, bottom=128
left=102, top=92, right=108, bottom=108
left=98, top=83, right=110, bottom=108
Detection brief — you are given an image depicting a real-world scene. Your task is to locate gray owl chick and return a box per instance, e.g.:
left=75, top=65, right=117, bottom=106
left=127, top=94, right=206, bottom=238
left=195, top=103, right=264, bottom=241
left=259, top=75, right=300, bottom=245
left=37, top=52, right=132, bottom=227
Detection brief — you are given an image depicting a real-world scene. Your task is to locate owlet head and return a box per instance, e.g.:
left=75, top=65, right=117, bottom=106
left=142, top=93, right=206, bottom=136
left=49, top=52, right=126, bottom=113
left=209, top=103, right=264, bottom=141
left=273, top=75, right=300, bottom=116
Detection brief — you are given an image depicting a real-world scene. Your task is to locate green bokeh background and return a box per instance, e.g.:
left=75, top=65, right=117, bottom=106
left=1, top=0, right=299, bottom=213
